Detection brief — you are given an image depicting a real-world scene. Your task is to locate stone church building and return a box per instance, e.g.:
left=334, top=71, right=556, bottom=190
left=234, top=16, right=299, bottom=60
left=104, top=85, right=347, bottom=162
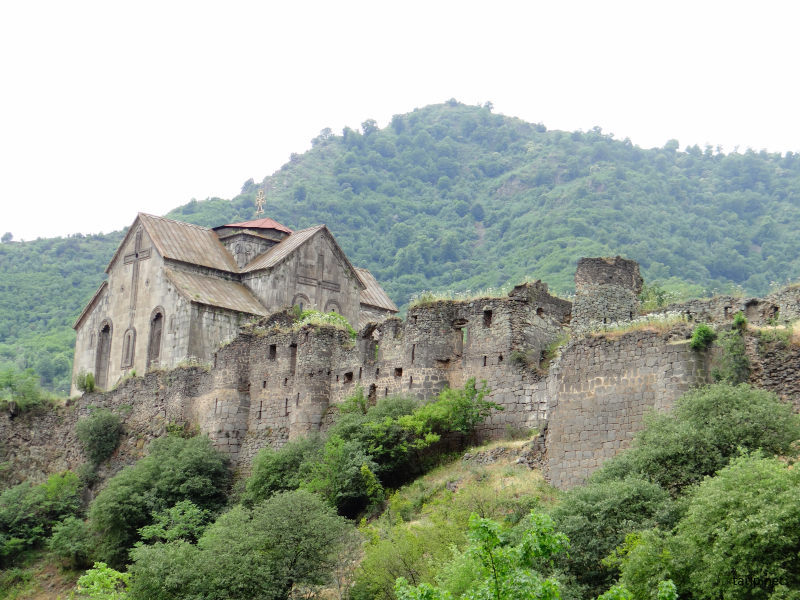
left=71, top=214, right=397, bottom=395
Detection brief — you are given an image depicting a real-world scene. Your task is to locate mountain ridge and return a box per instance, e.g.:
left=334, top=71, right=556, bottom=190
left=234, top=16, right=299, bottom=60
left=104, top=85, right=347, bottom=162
left=4, top=100, right=800, bottom=392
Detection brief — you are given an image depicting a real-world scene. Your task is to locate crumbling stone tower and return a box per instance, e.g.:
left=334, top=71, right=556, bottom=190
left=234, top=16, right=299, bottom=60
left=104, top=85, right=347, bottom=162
left=572, top=257, right=643, bottom=332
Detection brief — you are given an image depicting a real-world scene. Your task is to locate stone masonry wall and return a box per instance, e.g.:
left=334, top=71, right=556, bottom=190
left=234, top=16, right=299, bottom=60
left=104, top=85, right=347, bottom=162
left=544, top=326, right=708, bottom=489
left=9, top=266, right=800, bottom=493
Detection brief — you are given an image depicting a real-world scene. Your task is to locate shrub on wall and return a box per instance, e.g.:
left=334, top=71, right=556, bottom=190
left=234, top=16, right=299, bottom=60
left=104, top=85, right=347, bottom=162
left=76, top=408, right=123, bottom=465
left=688, top=324, right=716, bottom=351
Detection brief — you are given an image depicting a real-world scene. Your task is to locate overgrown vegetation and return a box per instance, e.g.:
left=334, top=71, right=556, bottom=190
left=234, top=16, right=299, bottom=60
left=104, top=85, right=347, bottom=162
left=0, top=367, right=54, bottom=413
left=88, top=435, right=230, bottom=567
left=246, top=379, right=498, bottom=516
left=293, top=309, right=357, bottom=339
left=75, top=408, right=123, bottom=466
left=553, top=383, right=800, bottom=599
left=0, top=472, right=83, bottom=567
left=688, top=323, right=716, bottom=350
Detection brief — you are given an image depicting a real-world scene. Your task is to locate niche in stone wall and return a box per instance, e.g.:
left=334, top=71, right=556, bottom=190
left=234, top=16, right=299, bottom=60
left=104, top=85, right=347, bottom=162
left=344, top=371, right=353, bottom=383
left=289, top=344, right=297, bottom=375
left=483, top=310, right=492, bottom=327
left=121, top=327, right=136, bottom=369
left=394, top=367, right=403, bottom=377
left=269, top=344, right=276, bottom=360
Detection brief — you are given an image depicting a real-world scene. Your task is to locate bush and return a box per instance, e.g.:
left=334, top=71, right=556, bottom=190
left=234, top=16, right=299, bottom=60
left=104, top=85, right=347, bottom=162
left=550, top=478, right=674, bottom=598
left=128, top=490, right=350, bottom=600
left=244, top=434, right=324, bottom=506
left=618, top=455, right=800, bottom=600
left=688, top=324, right=716, bottom=350
left=711, top=328, right=751, bottom=384
left=75, top=370, right=96, bottom=393
left=0, top=471, right=83, bottom=566
left=49, top=515, right=94, bottom=568
left=0, top=367, right=51, bottom=412
left=76, top=408, right=123, bottom=465
left=89, top=435, right=230, bottom=567
left=593, top=383, right=800, bottom=495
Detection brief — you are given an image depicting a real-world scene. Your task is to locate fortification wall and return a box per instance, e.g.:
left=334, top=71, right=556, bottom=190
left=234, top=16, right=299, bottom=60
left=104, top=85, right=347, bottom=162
left=9, top=261, right=800, bottom=493
left=544, top=326, right=708, bottom=489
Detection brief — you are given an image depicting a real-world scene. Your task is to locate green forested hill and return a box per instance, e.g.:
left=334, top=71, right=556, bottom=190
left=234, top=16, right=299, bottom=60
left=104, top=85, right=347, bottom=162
left=4, top=100, right=800, bottom=392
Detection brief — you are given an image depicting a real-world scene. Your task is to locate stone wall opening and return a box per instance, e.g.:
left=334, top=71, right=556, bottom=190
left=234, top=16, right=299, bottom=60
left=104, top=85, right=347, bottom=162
left=147, top=309, right=164, bottom=370
left=95, top=321, right=112, bottom=389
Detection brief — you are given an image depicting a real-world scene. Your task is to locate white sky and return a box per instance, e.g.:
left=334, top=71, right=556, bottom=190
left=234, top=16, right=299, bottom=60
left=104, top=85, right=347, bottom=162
left=1, top=0, right=799, bottom=241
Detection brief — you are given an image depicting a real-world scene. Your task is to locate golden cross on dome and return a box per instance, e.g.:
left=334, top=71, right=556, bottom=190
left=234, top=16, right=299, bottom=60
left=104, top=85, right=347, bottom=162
left=255, top=189, right=266, bottom=216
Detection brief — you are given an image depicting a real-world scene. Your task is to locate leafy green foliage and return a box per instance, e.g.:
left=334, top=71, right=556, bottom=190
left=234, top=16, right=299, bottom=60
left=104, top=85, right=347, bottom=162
left=73, top=562, right=130, bottom=599
left=550, top=478, right=673, bottom=598
left=76, top=408, right=123, bottom=465
left=301, top=435, right=383, bottom=516
left=49, top=515, right=93, bottom=568
left=128, top=489, right=349, bottom=600
left=136, top=500, right=212, bottom=544
left=0, top=231, right=123, bottom=394
left=592, top=383, right=800, bottom=495
left=395, top=512, right=567, bottom=600
left=88, top=435, right=230, bottom=567
left=245, top=380, right=497, bottom=517
left=0, top=367, right=53, bottom=412
left=243, top=434, right=324, bottom=505
left=711, top=327, right=751, bottom=384
left=0, top=471, right=82, bottom=566
left=688, top=324, right=716, bottom=350
left=618, top=455, right=800, bottom=600
left=75, top=370, right=95, bottom=393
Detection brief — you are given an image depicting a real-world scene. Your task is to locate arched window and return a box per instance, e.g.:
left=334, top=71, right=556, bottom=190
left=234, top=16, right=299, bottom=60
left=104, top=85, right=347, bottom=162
left=121, top=327, right=136, bottom=369
left=324, top=300, right=341, bottom=314
left=95, top=319, right=113, bottom=390
left=147, top=307, right=165, bottom=370
left=292, top=293, right=310, bottom=313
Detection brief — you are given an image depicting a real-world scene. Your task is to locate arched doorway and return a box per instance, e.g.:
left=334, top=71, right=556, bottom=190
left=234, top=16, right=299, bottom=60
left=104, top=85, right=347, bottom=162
left=95, top=320, right=112, bottom=389
left=147, top=308, right=165, bottom=370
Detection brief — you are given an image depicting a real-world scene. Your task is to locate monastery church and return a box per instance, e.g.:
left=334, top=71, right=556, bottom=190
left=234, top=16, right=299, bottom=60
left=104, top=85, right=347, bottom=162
left=71, top=213, right=397, bottom=395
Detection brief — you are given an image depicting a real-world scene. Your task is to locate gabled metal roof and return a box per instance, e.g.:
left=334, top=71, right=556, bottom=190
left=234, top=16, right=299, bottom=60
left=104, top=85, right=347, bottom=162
left=240, top=225, right=323, bottom=273
left=355, top=267, right=398, bottom=312
left=215, top=217, right=293, bottom=234
left=107, top=214, right=239, bottom=274
left=164, top=268, right=267, bottom=316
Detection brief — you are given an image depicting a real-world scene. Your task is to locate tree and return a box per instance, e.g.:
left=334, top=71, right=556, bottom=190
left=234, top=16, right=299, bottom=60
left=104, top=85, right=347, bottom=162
left=395, top=512, right=567, bottom=600
left=89, top=435, right=230, bottom=567
left=129, top=489, right=350, bottom=600
left=618, top=455, right=800, bottom=600
left=1, top=232, right=11, bottom=243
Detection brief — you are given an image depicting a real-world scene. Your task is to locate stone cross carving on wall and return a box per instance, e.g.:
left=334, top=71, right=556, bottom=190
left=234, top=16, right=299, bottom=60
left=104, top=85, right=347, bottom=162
left=123, top=228, right=151, bottom=310
left=296, top=253, right=340, bottom=308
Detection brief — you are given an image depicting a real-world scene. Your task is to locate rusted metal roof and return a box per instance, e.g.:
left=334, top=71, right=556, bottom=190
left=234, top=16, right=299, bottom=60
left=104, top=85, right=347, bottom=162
left=216, top=217, right=293, bottom=234
left=73, top=281, right=108, bottom=330
left=165, top=268, right=267, bottom=316
left=355, top=267, right=398, bottom=312
left=107, top=214, right=239, bottom=274
left=241, top=225, right=325, bottom=273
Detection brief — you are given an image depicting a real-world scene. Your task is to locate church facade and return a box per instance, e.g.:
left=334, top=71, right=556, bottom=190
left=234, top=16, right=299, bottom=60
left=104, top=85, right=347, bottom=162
left=70, top=214, right=397, bottom=395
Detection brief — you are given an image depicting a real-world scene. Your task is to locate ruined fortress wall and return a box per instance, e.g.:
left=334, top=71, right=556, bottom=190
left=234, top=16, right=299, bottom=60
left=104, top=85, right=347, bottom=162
left=544, top=328, right=708, bottom=489
left=572, top=257, right=643, bottom=332
left=0, top=367, right=212, bottom=487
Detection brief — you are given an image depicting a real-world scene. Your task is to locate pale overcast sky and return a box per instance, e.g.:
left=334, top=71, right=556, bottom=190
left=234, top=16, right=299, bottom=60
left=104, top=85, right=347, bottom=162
left=1, top=1, right=798, bottom=241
